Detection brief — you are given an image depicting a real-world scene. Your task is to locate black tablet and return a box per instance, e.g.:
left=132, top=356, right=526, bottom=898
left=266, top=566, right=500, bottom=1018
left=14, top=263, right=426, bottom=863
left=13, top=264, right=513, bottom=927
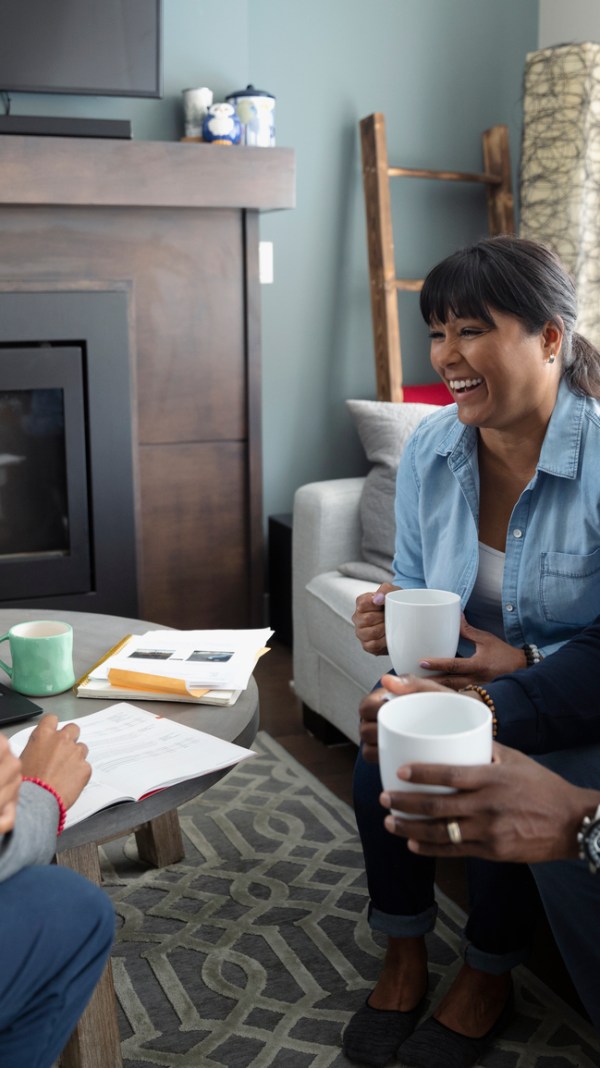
left=0, top=683, right=44, bottom=727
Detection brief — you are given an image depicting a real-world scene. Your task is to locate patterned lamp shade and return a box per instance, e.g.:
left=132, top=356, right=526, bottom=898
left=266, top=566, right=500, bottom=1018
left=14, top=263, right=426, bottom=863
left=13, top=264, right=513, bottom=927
left=520, top=42, right=600, bottom=348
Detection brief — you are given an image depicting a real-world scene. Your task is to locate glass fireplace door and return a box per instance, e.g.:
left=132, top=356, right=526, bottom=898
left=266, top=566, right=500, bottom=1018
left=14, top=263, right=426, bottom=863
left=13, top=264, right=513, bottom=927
left=0, top=346, right=91, bottom=600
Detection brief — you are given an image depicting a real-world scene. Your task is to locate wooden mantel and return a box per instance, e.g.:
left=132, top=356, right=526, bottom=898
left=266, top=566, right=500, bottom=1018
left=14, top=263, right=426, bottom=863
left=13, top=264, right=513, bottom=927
left=0, top=136, right=295, bottom=210
left=0, top=136, right=296, bottom=628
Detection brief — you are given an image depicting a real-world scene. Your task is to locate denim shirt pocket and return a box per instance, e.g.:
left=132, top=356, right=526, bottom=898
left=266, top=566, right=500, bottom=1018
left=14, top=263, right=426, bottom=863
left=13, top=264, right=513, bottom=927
left=540, top=547, right=600, bottom=625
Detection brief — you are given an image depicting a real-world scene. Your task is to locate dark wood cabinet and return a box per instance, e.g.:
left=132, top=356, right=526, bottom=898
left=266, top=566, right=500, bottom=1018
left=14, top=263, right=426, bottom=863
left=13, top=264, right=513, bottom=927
left=0, top=137, right=295, bottom=628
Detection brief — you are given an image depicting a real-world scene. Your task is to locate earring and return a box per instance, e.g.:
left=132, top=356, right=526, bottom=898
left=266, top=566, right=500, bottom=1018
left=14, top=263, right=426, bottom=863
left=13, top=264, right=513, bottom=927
left=547, top=352, right=555, bottom=364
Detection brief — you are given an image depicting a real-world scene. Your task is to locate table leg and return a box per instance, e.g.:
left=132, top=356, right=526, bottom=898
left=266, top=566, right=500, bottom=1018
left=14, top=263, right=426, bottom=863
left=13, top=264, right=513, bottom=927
left=55, top=843, right=122, bottom=1068
left=135, top=808, right=185, bottom=866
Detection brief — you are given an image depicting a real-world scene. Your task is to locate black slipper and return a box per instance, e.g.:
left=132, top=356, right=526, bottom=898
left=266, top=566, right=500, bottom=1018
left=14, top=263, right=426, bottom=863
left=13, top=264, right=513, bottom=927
left=342, top=994, right=427, bottom=1067
left=397, top=987, right=515, bottom=1068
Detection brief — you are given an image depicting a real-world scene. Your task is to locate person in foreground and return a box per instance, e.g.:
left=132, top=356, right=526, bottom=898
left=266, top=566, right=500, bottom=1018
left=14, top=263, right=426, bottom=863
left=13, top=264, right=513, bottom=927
left=346, top=236, right=600, bottom=1067
left=0, top=714, right=115, bottom=1068
left=345, top=619, right=600, bottom=1067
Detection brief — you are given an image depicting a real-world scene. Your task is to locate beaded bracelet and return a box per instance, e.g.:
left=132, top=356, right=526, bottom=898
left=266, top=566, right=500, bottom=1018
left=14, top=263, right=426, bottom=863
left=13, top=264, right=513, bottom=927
left=22, top=776, right=67, bottom=836
left=461, top=685, right=498, bottom=739
left=522, top=643, right=544, bottom=667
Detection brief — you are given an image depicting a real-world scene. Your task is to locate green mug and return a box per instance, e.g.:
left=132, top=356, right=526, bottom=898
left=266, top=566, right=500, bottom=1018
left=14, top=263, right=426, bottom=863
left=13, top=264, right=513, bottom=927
left=0, top=620, right=75, bottom=696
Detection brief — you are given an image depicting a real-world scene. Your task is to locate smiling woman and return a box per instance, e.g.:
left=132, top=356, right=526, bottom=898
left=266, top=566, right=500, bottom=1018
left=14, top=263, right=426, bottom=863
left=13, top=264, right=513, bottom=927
left=345, top=235, right=600, bottom=1068
left=353, top=235, right=600, bottom=664
left=428, top=310, right=560, bottom=441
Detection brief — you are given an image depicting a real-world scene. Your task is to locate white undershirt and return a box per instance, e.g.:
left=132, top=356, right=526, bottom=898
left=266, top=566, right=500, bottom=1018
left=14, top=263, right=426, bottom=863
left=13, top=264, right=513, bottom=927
left=466, top=542, right=506, bottom=639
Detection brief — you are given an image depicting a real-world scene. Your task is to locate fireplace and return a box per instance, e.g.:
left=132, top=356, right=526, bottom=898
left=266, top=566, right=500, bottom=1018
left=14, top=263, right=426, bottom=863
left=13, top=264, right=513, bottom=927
left=0, top=290, right=138, bottom=616
left=0, top=136, right=294, bottom=627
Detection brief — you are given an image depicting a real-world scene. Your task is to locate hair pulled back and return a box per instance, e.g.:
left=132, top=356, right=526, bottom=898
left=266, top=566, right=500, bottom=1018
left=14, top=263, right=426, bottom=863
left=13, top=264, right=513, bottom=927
left=419, top=235, right=600, bottom=398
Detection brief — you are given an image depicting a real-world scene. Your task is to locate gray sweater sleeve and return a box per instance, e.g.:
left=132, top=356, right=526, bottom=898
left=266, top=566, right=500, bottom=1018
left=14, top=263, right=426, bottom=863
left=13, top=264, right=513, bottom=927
left=0, top=780, right=59, bottom=883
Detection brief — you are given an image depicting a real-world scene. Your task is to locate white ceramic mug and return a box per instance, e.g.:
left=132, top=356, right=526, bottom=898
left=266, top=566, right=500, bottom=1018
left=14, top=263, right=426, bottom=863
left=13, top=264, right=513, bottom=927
left=385, top=588, right=461, bottom=677
left=378, top=691, right=492, bottom=817
left=182, top=87, right=214, bottom=138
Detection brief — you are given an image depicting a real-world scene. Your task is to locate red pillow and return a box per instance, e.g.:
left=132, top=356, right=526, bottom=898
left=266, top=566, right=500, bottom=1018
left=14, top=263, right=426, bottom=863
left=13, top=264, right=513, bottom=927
left=403, top=383, right=452, bottom=405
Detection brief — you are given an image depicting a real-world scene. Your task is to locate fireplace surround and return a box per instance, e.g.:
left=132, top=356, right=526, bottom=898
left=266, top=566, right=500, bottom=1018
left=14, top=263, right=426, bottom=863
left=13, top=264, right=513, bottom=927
left=0, top=135, right=295, bottom=627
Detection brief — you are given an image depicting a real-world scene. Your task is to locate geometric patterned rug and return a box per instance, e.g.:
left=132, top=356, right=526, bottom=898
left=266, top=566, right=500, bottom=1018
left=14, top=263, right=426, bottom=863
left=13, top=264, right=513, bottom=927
left=99, top=733, right=600, bottom=1067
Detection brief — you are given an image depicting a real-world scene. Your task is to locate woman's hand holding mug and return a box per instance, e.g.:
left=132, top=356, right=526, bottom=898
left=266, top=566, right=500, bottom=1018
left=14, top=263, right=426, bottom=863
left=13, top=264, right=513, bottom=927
left=352, top=583, right=398, bottom=655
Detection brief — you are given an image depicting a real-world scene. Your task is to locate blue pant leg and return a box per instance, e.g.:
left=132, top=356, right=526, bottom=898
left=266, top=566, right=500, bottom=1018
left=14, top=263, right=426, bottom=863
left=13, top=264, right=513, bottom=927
left=0, top=864, right=115, bottom=1068
left=530, top=746, right=600, bottom=1033
left=353, top=747, right=437, bottom=936
left=354, top=744, right=538, bottom=961
left=463, top=857, right=541, bottom=972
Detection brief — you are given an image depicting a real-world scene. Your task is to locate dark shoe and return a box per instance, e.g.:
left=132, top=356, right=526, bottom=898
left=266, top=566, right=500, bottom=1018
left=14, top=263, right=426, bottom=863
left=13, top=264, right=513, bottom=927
left=397, top=988, right=515, bottom=1068
left=342, top=994, right=426, bottom=1067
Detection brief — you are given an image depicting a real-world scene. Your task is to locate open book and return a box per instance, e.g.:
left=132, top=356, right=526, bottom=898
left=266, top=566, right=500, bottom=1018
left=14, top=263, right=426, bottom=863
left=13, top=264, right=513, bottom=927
left=75, top=628, right=273, bottom=705
left=10, top=703, right=255, bottom=829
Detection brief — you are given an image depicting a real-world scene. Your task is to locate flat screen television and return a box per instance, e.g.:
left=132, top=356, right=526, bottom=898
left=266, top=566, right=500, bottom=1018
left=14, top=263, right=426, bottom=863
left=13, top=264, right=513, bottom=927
left=0, top=0, right=162, bottom=99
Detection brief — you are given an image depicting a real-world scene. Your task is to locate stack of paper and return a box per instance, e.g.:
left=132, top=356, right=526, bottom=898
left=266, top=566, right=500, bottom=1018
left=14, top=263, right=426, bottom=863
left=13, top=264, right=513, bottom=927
left=75, top=629, right=273, bottom=706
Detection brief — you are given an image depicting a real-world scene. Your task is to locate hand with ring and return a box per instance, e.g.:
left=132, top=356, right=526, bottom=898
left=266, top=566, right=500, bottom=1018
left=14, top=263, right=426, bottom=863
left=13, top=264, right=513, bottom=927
left=379, top=741, right=593, bottom=864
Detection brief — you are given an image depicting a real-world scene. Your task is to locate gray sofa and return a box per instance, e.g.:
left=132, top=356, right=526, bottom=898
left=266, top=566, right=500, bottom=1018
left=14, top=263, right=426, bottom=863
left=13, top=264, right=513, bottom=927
left=292, top=400, right=440, bottom=744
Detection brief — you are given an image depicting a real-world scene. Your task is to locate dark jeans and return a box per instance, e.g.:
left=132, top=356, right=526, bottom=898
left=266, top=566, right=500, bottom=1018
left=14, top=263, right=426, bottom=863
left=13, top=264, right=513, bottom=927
left=0, top=864, right=115, bottom=1068
left=531, top=745, right=600, bottom=1032
left=354, top=740, right=600, bottom=1033
left=353, top=748, right=542, bottom=973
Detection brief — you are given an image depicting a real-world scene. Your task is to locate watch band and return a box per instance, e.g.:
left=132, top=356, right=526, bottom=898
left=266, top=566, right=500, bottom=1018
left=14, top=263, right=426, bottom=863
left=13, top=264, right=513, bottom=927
left=577, top=803, right=600, bottom=874
left=522, top=643, right=544, bottom=667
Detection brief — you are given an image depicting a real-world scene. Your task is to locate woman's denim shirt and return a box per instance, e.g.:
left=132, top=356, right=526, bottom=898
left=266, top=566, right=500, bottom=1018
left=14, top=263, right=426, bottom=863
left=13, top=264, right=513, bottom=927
left=392, top=379, right=600, bottom=656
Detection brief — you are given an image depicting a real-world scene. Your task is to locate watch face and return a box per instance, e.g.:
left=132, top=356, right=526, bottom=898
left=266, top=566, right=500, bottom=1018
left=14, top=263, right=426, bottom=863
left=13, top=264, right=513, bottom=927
left=584, top=820, right=600, bottom=865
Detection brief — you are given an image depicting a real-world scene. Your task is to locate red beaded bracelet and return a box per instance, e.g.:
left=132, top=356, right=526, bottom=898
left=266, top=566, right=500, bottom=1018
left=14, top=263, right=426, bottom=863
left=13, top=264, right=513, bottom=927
left=461, top=685, right=498, bottom=739
left=22, top=777, right=67, bottom=836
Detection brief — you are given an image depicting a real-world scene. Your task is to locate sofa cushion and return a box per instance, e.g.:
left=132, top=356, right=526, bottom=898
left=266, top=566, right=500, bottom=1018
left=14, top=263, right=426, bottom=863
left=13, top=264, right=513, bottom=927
left=340, top=400, right=439, bottom=581
left=305, top=570, right=391, bottom=690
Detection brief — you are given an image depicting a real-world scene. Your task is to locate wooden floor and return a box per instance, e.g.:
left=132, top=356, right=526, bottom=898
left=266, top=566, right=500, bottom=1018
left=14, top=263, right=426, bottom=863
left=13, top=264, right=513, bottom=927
left=255, top=639, right=357, bottom=805
left=254, top=639, right=587, bottom=1020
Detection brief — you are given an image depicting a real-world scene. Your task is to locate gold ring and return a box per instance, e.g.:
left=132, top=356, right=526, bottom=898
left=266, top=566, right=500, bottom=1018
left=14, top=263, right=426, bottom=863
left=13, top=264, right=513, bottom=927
left=447, top=820, right=462, bottom=845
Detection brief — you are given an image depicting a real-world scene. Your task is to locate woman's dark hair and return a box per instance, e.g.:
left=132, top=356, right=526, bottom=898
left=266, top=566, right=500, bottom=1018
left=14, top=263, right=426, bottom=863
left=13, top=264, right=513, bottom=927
left=419, top=235, right=600, bottom=397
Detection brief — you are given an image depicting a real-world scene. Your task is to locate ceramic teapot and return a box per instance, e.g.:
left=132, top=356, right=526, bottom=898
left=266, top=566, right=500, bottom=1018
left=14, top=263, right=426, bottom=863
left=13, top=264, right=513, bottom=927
left=225, top=85, right=276, bottom=146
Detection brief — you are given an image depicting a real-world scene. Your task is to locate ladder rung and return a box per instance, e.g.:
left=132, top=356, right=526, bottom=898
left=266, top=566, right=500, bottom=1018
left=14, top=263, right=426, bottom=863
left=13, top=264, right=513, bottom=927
left=395, top=279, right=424, bottom=292
left=388, top=166, right=501, bottom=185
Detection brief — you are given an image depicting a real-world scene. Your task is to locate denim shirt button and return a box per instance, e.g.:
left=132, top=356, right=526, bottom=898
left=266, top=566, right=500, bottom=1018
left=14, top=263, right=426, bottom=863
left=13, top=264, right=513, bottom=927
left=505, top=603, right=514, bottom=612
left=513, top=528, right=523, bottom=538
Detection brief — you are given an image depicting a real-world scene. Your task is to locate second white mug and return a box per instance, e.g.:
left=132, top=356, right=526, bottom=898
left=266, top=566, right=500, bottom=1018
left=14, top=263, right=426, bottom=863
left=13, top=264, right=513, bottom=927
left=378, top=691, right=493, bottom=817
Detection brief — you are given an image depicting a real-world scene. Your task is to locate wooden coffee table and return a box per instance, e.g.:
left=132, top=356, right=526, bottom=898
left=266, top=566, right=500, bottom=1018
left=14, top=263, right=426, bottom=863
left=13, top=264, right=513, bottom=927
left=0, top=609, right=259, bottom=1068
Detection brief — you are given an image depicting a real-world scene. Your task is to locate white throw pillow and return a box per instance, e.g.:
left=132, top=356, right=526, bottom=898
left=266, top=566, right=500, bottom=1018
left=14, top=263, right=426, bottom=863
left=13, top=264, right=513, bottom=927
left=339, top=400, right=439, bottom=582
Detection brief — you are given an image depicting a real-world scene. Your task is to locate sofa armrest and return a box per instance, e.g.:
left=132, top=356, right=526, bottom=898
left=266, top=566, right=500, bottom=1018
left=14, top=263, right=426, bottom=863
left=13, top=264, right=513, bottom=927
left=292, top=477, right=365, bottom=588
left=292, top=478, right=365, bottom=714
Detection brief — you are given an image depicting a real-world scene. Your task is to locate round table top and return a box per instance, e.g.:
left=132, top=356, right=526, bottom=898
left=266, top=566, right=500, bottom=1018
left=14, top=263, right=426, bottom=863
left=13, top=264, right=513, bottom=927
left=0, top=608, right=259, bottom=849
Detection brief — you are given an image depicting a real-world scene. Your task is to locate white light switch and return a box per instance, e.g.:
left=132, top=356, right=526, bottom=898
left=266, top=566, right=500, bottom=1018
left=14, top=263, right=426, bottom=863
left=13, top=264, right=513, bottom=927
left=259, top=241, right=274, bottom=284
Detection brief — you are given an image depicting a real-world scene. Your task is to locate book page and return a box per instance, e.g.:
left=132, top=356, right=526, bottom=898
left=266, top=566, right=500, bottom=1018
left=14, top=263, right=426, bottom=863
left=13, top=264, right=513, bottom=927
left=65, top=780, right=134, bottom=826
left=10, top=703, right=255, bottom=828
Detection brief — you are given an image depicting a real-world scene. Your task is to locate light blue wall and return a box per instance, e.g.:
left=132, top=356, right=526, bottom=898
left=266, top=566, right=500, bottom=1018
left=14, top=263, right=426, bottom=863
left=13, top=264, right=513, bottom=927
left=12, top=0, right=539, bottom=523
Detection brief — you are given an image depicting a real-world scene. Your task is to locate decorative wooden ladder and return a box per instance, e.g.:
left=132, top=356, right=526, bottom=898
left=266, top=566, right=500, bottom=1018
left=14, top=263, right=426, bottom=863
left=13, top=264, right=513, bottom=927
left=359, top=112, right=515, bottom=403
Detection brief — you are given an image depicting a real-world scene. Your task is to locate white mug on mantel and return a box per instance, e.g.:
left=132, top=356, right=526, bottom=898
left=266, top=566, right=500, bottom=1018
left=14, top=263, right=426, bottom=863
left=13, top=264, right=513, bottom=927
left=182, top=87, right=213, bottom=138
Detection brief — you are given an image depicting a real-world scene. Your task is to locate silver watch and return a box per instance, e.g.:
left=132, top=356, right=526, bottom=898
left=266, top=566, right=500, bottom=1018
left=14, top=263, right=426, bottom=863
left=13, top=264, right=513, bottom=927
left=577, top=803, right=600, bottom=874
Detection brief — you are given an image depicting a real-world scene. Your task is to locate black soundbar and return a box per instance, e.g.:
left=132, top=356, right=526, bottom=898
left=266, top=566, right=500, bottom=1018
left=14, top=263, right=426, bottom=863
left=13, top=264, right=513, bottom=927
left=0, top=115, right=132, bottom=139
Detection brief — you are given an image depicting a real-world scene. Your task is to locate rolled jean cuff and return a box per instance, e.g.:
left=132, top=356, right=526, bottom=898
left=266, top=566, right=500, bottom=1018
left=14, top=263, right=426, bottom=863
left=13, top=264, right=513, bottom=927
left=464, top=940, right=530, bottom=975
left=368, top=903, right=438, bottom=939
